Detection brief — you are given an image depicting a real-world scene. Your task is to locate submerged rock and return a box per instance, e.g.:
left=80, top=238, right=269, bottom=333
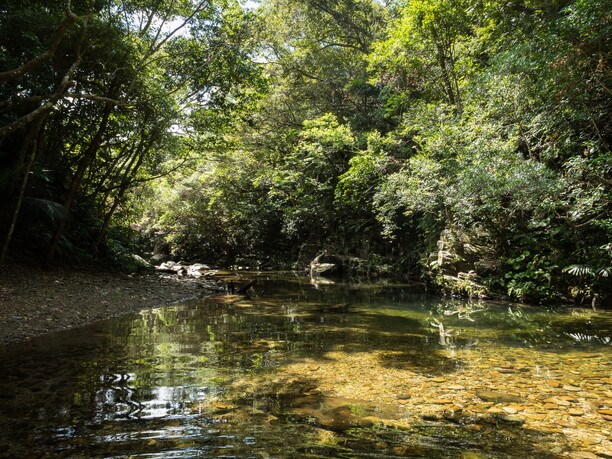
left=156, top=261, right=184, bottom=273
left=490, top=413, right=525, bottom=425
left=475, top=390, right=522, bottom=404
left=284, top=395, right=404, bottom=433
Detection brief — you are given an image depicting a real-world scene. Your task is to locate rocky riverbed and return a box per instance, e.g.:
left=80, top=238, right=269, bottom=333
left=223, top=343, right=611, bottom=458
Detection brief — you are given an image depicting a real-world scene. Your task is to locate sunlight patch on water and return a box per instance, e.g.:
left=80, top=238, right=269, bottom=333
left=0, top=273, right=610, bottom=458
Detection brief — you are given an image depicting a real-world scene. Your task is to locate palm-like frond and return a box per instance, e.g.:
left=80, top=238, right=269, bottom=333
left=563, top=264, right=611, bottom=278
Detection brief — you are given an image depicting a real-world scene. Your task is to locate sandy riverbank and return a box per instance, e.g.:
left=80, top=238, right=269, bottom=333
left=0, top=264, right=221, bottom=345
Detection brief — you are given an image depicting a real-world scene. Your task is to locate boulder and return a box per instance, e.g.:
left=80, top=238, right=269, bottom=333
left=149, top=253, right=169, bottom=264
left=187, top=263, right=211, bottom=278
left=428, top=227, right=500, bottom=298
left=156, top=261, right=184, bottom=273
left=310, top=254, right=343, bottom=278
left=130, top=254, right=151, bottom=268
left=311, top=262, right=340, bottom=278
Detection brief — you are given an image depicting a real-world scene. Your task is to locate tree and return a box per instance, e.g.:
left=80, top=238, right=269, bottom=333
left=0, top=0, right=263, bottom=266
left=369, top=0, right=474, bottom=110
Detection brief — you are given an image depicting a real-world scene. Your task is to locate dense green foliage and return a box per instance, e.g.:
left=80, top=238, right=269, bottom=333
left=0, top=0, right=261, bottom=267
left=1, top=0, right=610, bottom=304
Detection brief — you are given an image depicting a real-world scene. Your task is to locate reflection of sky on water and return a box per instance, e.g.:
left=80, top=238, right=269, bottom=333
left=94, top=373, right=212, bottom=421
left=139, top=385, right=209, bottom=419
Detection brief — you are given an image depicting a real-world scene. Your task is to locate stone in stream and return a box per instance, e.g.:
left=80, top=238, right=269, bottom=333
left=475, top=390, right=522, bottom=404
left=490, top=413, right=525, bottom=425
left=287, top=395, right=403, bottom=433
left=310, top=254, right=342, bottom=278
left=448, top=385, right=465, bottom=391
left=546, top=397, right=571, bottom=406
left=563, top=384, right=582, bottom=392
left=569, top=452, right=600, bottom=459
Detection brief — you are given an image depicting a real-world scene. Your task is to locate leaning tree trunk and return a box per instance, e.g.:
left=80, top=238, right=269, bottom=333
left=93, top=136, right=150, bottom=250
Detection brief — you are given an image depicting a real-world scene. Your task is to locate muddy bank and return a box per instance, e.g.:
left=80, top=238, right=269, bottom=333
left=0, top=264, right=221, bottom=345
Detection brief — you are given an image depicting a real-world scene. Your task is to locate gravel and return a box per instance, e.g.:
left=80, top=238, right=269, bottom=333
left=0, top=264, right=220, bottom=345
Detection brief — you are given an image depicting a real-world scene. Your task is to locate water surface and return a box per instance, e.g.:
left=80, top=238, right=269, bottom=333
left=0, top=273, right=610, bottom=458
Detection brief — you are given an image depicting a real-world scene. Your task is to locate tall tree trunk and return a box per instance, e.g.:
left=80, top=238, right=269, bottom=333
left=44, top=100, right=114, bottom=267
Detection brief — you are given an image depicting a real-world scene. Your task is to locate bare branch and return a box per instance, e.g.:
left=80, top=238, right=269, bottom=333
left=142, top=0, right=209, bottom=61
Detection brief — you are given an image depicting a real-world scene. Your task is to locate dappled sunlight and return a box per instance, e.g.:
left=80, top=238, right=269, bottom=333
left=0, top=274, right=609, bottom=457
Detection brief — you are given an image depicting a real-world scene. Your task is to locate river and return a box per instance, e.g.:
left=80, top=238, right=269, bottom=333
left=0, top=272, right=610, bottom=458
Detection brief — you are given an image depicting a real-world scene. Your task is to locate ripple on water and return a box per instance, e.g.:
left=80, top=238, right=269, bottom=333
left=0, top=274, right=610, bottom=458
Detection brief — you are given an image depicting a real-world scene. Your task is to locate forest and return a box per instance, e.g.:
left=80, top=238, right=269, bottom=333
left=0, top=0, right=610, bottom=305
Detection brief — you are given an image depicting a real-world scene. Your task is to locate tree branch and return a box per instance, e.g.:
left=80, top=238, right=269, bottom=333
left=65, top=92, right=135, bottom=106
left=0, top=3, right=91, bottom=139
left=0, top=0, right=78, bottom=82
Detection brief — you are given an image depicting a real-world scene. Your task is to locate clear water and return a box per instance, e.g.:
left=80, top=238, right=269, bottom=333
left=0, top=273, right=610, bottom=458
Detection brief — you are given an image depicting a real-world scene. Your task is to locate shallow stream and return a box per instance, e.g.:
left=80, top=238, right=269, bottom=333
left=0, top=273, right=610, bottom=458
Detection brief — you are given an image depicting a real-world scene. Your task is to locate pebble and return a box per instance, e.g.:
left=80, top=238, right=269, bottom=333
left=564, top=385, right=582, bottom=392
left=497, top=367, right=516, bottom=374
left=547, top=397, right=571, bottom=406
left=569, top=452, right=599, bottom=459
left=495, top=414, right=525, bottom=425
left=503, top=407, right=518, bottom=414
left=448, top=385, right=465, bottom=390
left=487, top=407, right=504, bottom=414
left=460, top=452, right=484, bottom=459
left=547, top=380, right=561, bottom=388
